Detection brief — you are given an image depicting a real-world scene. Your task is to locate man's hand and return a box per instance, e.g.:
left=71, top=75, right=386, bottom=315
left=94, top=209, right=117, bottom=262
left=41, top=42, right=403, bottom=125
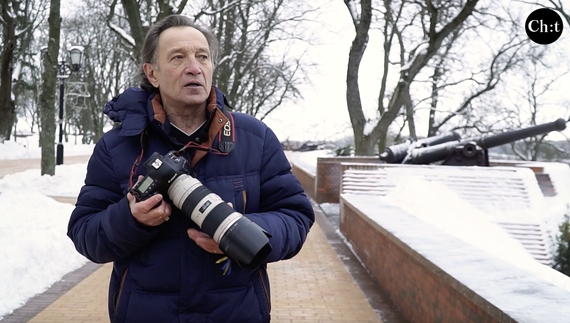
left=127, top=175, right=172, bottom=227
left=187, top=228, right=222, bottom=254
left=187, top=202, right=232, bottom=254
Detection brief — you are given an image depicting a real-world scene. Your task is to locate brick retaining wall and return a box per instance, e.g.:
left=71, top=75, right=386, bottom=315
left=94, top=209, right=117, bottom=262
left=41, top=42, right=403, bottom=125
left=291, top=163, right=316, bottom=201
left=290, top=155, right=570, bottom=323
left=315, top=156, right=380, bottom=203
left=339, top=195, right=570, bottom=323
left=339, top=202, right=498, bottom=323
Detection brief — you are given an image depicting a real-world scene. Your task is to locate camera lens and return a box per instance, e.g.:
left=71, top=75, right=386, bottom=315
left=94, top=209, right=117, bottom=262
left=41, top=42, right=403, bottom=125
left=218, top=216, right=273, bottom=270
left=168, top=174, right=272, bottom=269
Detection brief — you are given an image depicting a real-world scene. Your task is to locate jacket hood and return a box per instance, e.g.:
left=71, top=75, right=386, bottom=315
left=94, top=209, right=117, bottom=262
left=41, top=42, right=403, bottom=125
left=104, top=86, right=230, bottom=137
left=104, top=87, right=154, bottom=136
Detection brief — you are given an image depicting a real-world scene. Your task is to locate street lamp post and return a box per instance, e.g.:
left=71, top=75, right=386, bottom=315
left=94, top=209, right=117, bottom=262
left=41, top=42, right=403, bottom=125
left=56, top=46, right=83, bottom=165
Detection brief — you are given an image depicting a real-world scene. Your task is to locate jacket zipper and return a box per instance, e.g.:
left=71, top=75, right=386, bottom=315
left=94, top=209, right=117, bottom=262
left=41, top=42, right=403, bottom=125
left=113, top=269, right=129, bottom=314
left=257, top=268, right=271, bottom=313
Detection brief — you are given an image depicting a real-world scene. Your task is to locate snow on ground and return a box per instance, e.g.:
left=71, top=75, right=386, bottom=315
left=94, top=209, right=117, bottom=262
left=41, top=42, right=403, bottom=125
left=0, top=135, right=93, bottom=319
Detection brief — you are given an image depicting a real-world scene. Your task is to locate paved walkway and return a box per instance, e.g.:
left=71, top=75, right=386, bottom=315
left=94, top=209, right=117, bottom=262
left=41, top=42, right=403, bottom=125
left=0, top=155, right=404, bottom=323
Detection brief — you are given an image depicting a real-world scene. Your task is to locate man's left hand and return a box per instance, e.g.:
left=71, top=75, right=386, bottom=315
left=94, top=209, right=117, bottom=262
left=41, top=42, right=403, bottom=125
left=187, top=202, right=233, bottom=254
left=187, top=228, right=222, bottom=254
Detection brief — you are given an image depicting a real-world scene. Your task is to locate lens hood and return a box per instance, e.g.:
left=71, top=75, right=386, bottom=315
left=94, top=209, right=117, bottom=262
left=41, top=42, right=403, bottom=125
left=219, top=217, right=272, bottom=270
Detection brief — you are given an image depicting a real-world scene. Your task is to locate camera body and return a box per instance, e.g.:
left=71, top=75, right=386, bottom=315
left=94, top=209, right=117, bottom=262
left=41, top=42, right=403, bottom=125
left=129, top=150, right=272, bottom=270
left=129, top=151, right=189, bottom=202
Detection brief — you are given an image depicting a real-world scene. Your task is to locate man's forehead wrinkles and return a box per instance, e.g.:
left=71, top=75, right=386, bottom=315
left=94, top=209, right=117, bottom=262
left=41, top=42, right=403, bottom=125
left=163, top=44, right=210, bottom=56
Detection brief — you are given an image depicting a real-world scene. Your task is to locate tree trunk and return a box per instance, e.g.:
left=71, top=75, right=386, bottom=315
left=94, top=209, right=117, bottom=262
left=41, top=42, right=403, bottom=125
left=120, top=0, right=146, bottom=64
left=345, top=0, right=373, bottom=155
left=344, top=0, right=479, bottom=156
left=0, top=0, right=17, bottom=142
left=38, top=0, right=61, bottom=176
left=428, top=67, right=441, bottom=137
left=353, top=134, right=376, bottom=157
left=404, top=90, right=416, bottom=140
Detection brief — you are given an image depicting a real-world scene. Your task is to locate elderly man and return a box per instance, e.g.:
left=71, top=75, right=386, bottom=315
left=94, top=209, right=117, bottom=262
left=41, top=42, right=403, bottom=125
left=67, top=14, right=314, bottom=323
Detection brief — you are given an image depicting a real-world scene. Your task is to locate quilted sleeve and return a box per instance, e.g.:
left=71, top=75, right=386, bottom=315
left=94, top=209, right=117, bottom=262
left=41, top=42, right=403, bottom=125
left=67, top=138, right=161, bottom=263
left=245, top=127, right=315, bottom=262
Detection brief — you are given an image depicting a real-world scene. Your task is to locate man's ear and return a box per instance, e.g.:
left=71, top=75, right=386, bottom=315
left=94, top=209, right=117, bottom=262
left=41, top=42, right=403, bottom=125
left=143, top=63, right=159, bottom=88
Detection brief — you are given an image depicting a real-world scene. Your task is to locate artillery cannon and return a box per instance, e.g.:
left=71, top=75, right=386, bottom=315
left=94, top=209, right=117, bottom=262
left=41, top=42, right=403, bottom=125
left=379, top=131, right=461, bottom=164
left=379, top=118, right=567, bottom=166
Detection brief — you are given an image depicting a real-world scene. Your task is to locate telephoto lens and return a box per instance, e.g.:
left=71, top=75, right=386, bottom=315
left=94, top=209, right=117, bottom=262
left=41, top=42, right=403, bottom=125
left=168, top=174, right=272, bottom=270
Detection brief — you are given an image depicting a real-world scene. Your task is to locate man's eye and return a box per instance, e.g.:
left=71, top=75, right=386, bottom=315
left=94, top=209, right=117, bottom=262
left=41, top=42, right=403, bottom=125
left=199, top=55, right=208, bottom=60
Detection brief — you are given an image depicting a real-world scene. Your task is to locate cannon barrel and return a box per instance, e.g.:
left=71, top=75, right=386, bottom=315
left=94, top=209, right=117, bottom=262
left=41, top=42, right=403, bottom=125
left=403, top=118, right=567, bottom=165
left=475, top=118, right=566, bottom=148
left=379, top=131, right=461, bottom=163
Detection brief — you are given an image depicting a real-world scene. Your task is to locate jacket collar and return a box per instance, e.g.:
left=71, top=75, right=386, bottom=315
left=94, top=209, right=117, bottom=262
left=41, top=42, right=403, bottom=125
left=148, top=88, right=230, bottom=167
left=104, top=86, right=229, bottom=137
left=104, top=86, right=232, bottom=166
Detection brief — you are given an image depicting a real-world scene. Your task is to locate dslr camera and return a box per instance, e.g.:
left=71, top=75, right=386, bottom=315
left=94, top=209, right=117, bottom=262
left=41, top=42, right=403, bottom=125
left=129, top=151, right=272, bottom=270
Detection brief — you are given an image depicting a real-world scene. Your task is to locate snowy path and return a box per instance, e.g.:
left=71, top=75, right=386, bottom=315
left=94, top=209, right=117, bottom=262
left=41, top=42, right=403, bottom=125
left=0, top=155, right=91, bottom=180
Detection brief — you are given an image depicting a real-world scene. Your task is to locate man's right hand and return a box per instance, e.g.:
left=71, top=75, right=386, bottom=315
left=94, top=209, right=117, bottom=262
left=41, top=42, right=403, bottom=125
left=127, top=175, right=172, bottom=226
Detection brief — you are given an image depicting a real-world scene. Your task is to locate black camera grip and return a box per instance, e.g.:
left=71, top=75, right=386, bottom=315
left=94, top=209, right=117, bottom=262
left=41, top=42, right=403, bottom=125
left=129, top=185, right=162, bottom=209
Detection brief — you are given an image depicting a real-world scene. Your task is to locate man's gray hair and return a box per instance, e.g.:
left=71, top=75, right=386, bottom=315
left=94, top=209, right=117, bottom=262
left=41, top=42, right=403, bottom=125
left=139, top=14, right=219, bottom=92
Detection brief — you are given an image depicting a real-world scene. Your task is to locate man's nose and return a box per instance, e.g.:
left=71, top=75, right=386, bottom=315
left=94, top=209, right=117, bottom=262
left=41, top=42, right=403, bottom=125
left=184, top=58, right=202, bottom=75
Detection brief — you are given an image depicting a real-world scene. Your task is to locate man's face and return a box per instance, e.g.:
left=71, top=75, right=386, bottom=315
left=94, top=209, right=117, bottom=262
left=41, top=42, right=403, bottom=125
left=144, top=26, right=213, bottom=111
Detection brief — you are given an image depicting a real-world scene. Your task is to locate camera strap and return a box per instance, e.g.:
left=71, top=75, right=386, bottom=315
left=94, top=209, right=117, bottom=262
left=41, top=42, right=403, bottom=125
left=218, top=109, right=235, bottom=154
left=176, top=108, right=236, bottom=157
left=128, top=107, right=235, bottom=185
left=129, top=128, right=149, bottom=188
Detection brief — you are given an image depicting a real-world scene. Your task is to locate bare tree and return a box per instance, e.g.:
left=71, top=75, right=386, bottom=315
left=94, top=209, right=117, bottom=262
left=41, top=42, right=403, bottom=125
left=423, top=1, right=570, bottom=157
left=37, top=0, right=61, bottom=175
left=62, top=0, right=135, bottom=143
left=201, top=0, right=314, bottom=119
left=518, top=0, right=570, bottom=25
left=103, top=0, right=315, bottom=120
left=427, top=40, right=534, bottom=136
left=10, top=0, right=48, bottom=136
left=0, top=0, right=48, bottom=148
left=501, top=55, right=570, bottom=161
left=0, top=0, right=19, bottom=141
left=342, top=0, right=480, bottom=155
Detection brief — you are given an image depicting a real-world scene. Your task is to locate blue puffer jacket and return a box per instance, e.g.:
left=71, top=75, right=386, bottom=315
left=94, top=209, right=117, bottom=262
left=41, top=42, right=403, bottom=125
left=67, top=87, right=314, bottom=323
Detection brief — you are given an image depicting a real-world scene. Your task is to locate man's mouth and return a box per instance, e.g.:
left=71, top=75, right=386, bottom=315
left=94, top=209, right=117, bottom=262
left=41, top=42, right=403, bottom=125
left=184, top=81, right=202, bottom=88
